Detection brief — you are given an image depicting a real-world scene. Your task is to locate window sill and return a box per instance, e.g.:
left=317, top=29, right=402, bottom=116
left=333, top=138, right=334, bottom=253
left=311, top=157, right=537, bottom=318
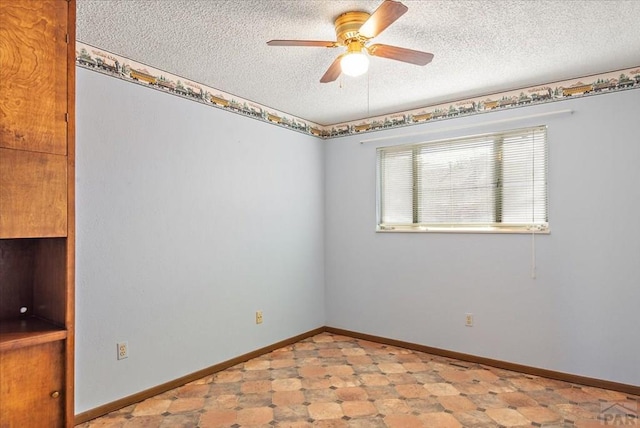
left=376, top=226, right=550, bottom=234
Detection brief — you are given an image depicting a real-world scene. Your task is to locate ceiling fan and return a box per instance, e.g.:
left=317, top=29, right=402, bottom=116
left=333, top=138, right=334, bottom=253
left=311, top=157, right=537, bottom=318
left=267, top=0, right=433, bottom=83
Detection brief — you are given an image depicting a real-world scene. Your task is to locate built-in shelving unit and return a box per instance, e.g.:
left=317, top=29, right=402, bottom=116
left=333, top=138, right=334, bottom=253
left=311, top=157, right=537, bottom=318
left=0, top=1, right=76, bottom=426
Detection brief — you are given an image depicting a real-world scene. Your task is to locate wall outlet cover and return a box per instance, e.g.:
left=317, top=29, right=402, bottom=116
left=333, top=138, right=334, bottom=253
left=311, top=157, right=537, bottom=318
left=117, top=342, right=128, bottom=360
left=465, top=313, right=473, bottom=327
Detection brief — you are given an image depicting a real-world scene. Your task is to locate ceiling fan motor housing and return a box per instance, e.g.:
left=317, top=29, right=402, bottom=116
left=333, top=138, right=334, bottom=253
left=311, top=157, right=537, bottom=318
left=334, top=11, right=371, bottom=44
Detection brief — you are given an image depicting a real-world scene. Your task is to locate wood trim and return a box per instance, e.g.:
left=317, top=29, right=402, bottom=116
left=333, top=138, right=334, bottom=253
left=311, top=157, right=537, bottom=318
left=74, top=327, right=325, bottom=425
left=65, top=1, right=76, bottom=426
left=325, top=326, right=640, bottom=396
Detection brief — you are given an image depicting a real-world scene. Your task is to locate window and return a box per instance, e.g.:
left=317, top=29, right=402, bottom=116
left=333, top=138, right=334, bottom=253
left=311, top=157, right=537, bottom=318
left=377, top=126, right=548, bottom=232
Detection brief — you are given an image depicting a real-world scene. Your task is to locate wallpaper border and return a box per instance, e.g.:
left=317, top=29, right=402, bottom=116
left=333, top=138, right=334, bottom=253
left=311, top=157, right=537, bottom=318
left=76, top=42, right=640, bottom=140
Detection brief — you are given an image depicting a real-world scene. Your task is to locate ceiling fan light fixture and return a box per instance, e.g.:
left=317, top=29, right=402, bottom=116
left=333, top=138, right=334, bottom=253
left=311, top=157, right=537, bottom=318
left=267, top=1, right=433, bottom=83
left=341, top=42, right=369, bottom=77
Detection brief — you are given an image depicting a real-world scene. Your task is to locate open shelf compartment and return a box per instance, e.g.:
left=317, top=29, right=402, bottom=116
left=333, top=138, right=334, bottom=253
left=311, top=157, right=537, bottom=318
left=0, top=238, right=68, bottom=351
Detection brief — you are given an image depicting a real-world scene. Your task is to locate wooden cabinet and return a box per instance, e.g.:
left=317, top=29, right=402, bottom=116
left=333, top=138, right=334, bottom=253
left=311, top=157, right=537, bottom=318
left=0, top=1, right=75, bottom=427
left=0, top=0, right=69, bottom=155
left=0, top=149, right=68, bottom=238
left=0, top=341, right=65, bottom=428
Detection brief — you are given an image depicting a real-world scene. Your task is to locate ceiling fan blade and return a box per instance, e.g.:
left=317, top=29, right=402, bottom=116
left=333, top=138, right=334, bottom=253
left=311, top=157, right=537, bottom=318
left=368, top=44, right=434, bottom=66
left=358, top=0, right=408, bottom=39
left=267, top=40, right=338, bottom=48
left=320, top=55, right=343, bottom=83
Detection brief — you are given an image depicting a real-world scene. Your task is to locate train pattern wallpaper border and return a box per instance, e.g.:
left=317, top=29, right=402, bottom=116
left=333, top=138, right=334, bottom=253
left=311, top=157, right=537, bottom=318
left=76, top=41, right=640, bottom=139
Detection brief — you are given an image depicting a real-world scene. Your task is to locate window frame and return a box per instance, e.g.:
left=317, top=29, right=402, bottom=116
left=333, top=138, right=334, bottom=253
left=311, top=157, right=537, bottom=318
left=376, top=126, right=549, bottom=234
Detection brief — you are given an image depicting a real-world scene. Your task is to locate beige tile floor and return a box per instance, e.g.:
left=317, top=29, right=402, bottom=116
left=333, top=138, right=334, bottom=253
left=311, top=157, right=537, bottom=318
left=77, top=333, right=638, bottom=427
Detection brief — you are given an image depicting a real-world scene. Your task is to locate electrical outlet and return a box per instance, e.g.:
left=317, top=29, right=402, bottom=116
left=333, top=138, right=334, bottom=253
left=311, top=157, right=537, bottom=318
left=256, top=310, right=263, bottom=325
left=465, top=313, right=473, bottom=327
left=117, top=342, right=128, bottom=360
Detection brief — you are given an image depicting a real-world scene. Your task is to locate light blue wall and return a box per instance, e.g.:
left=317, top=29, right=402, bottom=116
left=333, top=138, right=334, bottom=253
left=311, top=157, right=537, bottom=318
left=324, top=89, right=640, bottom=386
left=75, top=68, right=326, bottom=412
left=76, top=66, right=639, bottom=413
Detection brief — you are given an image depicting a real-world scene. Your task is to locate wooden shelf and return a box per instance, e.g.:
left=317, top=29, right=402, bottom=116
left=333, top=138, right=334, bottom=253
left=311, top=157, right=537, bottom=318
left=0, top=317, right=67, bottom=352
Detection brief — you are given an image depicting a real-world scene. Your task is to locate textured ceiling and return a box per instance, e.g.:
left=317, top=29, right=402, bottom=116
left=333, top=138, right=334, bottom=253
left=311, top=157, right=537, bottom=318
left=76, top=0, right=640, bottom=125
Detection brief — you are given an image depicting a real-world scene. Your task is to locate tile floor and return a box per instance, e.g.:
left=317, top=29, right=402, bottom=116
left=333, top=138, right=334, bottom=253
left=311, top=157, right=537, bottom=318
left=77, top=333, right=638, bottom=427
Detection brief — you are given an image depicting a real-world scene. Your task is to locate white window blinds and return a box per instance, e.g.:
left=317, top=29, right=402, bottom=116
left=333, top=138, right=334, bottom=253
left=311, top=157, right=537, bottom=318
left=377, top=126, right=548, bottom=232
